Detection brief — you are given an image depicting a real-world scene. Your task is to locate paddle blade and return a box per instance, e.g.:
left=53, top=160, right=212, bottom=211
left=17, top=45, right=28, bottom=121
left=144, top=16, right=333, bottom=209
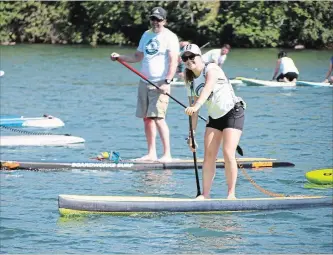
left=236, top=145, right=243, bottom=156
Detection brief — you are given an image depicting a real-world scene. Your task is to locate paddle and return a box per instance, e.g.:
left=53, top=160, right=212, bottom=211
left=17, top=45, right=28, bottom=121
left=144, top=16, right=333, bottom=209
left=116, top=59, right=206, bottom=121
left=116, top=59, right=244, bottom=157
left=189, top=116, right=201, bottom=197
left=200, top=42, right=210, bottom=49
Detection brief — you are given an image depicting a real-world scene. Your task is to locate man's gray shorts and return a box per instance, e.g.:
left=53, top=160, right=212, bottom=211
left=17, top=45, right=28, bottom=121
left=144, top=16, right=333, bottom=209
left=136, top=80, right=170, bottom=118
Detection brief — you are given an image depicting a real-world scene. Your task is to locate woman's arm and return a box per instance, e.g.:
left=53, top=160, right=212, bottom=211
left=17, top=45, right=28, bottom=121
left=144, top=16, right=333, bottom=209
left=272, top=59, right=281, bottom=80
left=184, top=66, right=218, bottom=116
left=188, top=96, right=199, bottom=133
left=187, top=95, right=199, bottom=151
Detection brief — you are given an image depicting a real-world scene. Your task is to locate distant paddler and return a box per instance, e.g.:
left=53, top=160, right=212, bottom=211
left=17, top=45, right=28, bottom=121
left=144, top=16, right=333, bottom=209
left=272, top=51, right=299, bottom=83
left=202, top=44, right=231, bottom=68
left=323, top=56, right=333, bottom=84
left=175, top=41, right=190, bottom=80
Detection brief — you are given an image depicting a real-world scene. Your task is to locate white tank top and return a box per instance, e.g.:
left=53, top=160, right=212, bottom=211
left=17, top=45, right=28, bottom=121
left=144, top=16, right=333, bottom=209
left=279, top=57, right=299, bottom=74
left=187, top=63, right=244, bottom=119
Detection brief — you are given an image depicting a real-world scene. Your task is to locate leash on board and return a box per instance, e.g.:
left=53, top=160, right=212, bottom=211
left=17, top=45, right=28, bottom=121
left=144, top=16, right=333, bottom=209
left=115, top=59, right=243, bottom=156
left=236, top=160, right=286, bottom=197
left=0, top=125, right=71, bottom=136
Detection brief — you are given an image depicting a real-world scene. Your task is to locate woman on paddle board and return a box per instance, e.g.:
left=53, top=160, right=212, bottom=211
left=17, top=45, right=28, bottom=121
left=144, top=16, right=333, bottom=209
left=182, top=44, right=245, bottom=200
left=272, top=51, right=299, bottom=82
left=202, top=44, right=231, bottom=69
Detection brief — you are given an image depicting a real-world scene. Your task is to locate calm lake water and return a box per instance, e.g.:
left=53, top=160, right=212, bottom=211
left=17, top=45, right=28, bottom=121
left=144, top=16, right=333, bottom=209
left=0, top=44, right=332, bottom=254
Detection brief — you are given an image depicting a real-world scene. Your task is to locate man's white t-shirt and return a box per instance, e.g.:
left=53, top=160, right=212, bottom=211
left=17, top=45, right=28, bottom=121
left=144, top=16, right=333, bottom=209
left=137, top=28, right=179, bottom=82
left=202, top=49, right=227, bottom=68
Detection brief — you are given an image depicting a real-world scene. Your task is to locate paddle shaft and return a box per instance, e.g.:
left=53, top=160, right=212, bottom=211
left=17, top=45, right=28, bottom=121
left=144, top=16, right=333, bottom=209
left=200, top=42, right=210, bottom=49
left=188, top=117, right=201, bottom=196
left=116, top=58, right=243, bottom=156
left=117, top=59, right=207, bottom=121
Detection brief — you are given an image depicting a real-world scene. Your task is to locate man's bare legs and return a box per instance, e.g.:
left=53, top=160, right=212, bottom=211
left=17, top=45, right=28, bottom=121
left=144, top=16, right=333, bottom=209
left=136, top=118, right=157, bottom=161
left=156, top=118, right=172, bottom=162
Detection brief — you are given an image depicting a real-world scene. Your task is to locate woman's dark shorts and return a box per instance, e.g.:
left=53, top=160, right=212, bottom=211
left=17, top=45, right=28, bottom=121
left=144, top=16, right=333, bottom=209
left=206, top=103, right=245, bottom=132
left=276, top=72, right=298, bottom=81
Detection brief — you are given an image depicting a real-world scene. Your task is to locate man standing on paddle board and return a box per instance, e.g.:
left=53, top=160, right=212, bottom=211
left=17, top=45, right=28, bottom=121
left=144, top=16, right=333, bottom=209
left=182, top=44, right=246, bottom=200
left=323, top=56, right=333, bottom=84
left=110, top=7, right=179, bottom=162
left=272, top=51, right=299, bottom=82
left=202, top=44, right=231, bottom=68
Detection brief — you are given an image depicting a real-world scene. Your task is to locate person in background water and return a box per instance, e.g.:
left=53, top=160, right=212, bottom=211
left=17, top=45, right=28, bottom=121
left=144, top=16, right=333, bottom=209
left=272, top=51, right=299, bottom=82
left=182, top=44, right=245, bottom=200
left=110, top=7, right=179, bottom=162
left=323, top=56, right=333, bottom=84
left=175, top=41, right=190, bottom=80
left=202, top=44, right=231, bottom=68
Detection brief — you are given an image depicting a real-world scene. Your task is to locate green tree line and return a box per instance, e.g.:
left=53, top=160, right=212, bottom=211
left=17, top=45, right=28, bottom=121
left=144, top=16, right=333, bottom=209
left=0, top=1, right=332, bottom=48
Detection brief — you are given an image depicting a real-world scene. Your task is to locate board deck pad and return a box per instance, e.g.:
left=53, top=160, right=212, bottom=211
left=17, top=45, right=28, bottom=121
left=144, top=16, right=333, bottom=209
left=0, top=157, right=294, bottom=171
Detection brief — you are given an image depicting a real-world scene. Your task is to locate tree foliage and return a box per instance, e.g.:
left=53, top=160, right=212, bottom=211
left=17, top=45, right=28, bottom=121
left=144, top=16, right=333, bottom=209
left=0, top=0, right=332, bottom=48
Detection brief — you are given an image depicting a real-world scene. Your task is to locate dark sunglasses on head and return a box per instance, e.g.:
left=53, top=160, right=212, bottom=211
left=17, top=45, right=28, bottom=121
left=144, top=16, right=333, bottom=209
left=150, top=16, right=164, bottom=22
left=181, top=54, right=200, bottom=62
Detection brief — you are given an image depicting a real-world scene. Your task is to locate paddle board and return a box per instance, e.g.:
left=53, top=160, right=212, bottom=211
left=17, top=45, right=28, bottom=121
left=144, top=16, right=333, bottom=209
left=239, top=78, right=296, bottom=87
left=0, top=135, right=85, bottom=146
left=171, top=79, right=242, bottom=86
left=296, top=81, right=333, bottom=87
left=58, top=194, right=333, bottom=216
left=0, top=158, right=294, bottom=171
left=0, top=115, right=64, bottom=128
left=305, top=169, right=333, bottom=185
left=304, top=183, right=333, bottom=189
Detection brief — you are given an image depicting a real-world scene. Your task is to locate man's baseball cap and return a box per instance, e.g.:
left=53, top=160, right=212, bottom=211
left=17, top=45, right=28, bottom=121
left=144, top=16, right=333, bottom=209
left=181, top=44, right=202, bottom=56
left=150, top=7, right=167, bottom=20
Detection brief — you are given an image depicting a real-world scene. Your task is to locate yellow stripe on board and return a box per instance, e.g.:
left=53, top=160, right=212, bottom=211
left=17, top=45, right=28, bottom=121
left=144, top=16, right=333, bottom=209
left=59, top=208, right=246, bottom=217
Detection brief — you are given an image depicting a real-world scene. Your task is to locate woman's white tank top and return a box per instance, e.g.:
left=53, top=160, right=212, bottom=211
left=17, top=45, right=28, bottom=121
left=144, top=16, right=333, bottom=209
left=187, top=63, right=243, bottom=119
left=279, top=57, right=299, bottom=74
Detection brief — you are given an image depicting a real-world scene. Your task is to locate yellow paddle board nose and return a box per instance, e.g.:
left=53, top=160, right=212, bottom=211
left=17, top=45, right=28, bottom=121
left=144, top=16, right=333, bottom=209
left=305, top=169, right=333, bottom=185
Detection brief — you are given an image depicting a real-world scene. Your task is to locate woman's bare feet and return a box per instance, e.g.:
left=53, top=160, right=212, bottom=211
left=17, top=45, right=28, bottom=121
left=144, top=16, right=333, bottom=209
left=196, top=195, right=206, bottom=200
left=196, top=194, right=211, bottom=200
left=227, top=194, right=237, bottom=200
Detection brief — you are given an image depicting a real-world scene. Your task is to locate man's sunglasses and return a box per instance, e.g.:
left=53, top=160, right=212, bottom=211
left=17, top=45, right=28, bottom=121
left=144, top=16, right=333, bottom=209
left=150, top=17, right=164, bottom=22
left=181, top=54, right=200, bottom=62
